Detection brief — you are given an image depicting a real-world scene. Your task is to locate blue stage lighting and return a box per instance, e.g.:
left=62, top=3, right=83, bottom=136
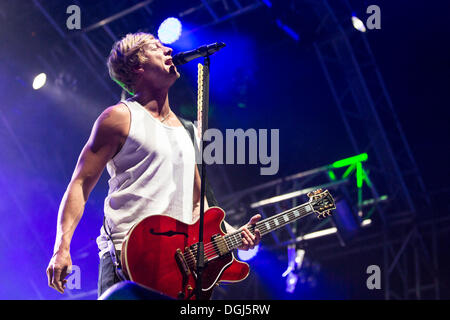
left=158, top=17, right=182, bottom=44
left=285, top=272, right=298, bottom=293
left=275, top=19, right=300, bottom=42
left=261, top=0, right=272, bottom=7
left=237, top=244, right=260, bottom=261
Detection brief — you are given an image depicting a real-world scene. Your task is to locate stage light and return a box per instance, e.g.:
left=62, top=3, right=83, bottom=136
left=301, top=227, right=337, bottom=240
left=237, top=244, right=259, bottom=261
left=295, top=249, right=305, bottom=268
left=32, top=73, right=47, bottom=90
left=282, top=244, right=296, bottom=277
left=332, top=153, right=368, bottom=168
left=351, top=15, right=366, bottom=32
left=283, top=245, right=306, bottom=293
left=158, top=17, right=182, bottom=44
left=285, top=272, right=298, bottom=293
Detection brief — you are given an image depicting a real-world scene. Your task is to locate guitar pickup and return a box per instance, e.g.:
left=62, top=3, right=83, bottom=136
left=212, top=234, right=229, bottom=256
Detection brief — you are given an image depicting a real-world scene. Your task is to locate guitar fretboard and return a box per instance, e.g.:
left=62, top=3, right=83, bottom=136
left=223, top=202, right=314, bottom=251
left=197, top=62, right=209, bottom=140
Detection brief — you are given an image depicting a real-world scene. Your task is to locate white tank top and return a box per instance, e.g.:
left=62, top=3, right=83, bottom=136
left=96, top=99, right=196, bottom=257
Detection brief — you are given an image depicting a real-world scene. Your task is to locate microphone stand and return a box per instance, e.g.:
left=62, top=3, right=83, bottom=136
left=195, top=55, right=210, bottom=300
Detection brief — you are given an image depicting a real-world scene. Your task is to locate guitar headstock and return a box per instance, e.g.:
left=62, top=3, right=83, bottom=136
left=307, top=189, right=336, bottom=219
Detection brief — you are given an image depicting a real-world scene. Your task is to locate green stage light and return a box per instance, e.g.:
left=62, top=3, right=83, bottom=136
left=332, top=153, right=368, bottom=168
left=327, top=170, right=337, bottom=181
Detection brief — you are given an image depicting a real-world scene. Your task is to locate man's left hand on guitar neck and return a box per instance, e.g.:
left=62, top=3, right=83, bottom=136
left=225, top=214, right=262, bottom=251
left=193, top=196, right=261, bottom=251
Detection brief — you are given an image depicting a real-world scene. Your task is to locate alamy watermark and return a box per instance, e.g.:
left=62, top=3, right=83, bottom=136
left=366, top=264, right=381, bottom=290
left=195, top=125, right=280, bottom=176
left=66, top=265, right=81, bottom=290
left=66, top=5, right=81, bottom=30
left=366, top=5, right=381, bottom=30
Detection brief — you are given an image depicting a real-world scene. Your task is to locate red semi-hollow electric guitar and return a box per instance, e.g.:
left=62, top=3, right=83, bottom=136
left=120, top=189, right=335, bottom=300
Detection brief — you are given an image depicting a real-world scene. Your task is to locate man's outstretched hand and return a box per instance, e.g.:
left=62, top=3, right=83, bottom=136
left=46, top=250, right=72, bottom=294
left=237, top=214, right=261, bottom=251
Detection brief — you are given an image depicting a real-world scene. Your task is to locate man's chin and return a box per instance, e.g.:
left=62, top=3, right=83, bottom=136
left=169, top=65, right=180, bottom=77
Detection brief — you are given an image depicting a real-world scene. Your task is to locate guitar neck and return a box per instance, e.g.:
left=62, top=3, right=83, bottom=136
left=224, top=202, right=315, bottom=251
left=197, top=62, right=209, bottom=139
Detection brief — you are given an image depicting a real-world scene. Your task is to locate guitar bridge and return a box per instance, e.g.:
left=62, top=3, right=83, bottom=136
left=185, top=246, right=197, bottom=271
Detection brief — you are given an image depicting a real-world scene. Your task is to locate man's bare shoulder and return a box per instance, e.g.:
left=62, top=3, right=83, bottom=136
left=95, top=102, right=130, bottom=136
left=99, top=102, right=129, bottom=122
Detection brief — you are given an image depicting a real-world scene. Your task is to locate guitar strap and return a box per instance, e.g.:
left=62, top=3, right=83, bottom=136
left=177, top=116, right=219, bottom=208
left=178, top=116, right=227, bottom=240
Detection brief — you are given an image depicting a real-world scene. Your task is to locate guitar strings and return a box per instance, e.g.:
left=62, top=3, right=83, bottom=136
left=182, top=228, right=254, bottom=265
left=182, top=223, right=266, bottom=263
left=182, top=227, right=261, bottom=266
left=183, top=211, right=295, bottom=263
left=182, top=223, right=265, bottom=265
left=182, top=235, right=237, bottom=263
left=182, top=206, right=311, bottom=265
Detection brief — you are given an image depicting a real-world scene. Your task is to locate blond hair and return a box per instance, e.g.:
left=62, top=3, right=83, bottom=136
left=107, top=32, right=157, bottom=95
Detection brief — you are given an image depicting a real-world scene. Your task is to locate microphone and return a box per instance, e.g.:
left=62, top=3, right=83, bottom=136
left=172, top=42, right=226, bottom=66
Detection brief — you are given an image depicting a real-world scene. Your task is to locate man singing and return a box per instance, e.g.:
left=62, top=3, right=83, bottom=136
left=46, top=32, right=261, bottom=297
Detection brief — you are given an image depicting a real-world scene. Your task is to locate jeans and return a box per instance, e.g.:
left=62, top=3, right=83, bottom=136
left=97, top=251, right=123, bottom=298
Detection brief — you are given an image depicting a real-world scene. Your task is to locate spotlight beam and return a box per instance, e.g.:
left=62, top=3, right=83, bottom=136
left=82, top=0, right=154, bottom=33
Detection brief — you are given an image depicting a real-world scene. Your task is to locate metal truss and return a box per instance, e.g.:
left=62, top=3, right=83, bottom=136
left=310, top=0, right=438, bottom=299
left=215, top=0, right=441, bottom=299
